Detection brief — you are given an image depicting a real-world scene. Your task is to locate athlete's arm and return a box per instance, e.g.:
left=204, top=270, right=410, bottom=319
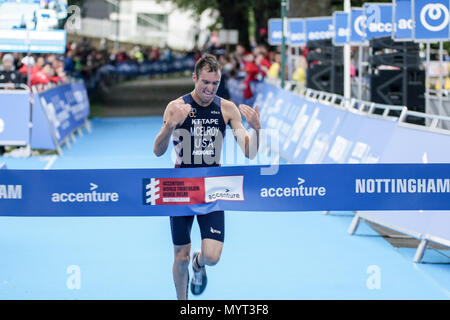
left=223, top=100, right=261, bottom=160
left=153, top=99, right=191, bottom=157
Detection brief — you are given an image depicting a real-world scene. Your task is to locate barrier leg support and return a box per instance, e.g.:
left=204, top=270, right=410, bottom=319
left=413, top=239, right=428, bottom=264
left=348, top=214, right=361, bottom=235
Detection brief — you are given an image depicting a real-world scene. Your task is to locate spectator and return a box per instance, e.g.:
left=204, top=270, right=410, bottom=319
left=241, top=53, right=259, bottom=100
left=30, top=62, right=52, bottom=86
left=255, top=52, right=271, bottom=78
left=0, top=54, right=23, bottom=86
left=292, top=55, right=307, bottom=87
left=267, top=52, right=281, bottom=79
left=19, top=56, right=35, bottom=78
left=215, top=53, right=230, bottom=99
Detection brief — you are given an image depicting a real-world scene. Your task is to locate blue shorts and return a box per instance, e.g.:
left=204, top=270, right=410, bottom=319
left=170, top=211, right=225, bottom=246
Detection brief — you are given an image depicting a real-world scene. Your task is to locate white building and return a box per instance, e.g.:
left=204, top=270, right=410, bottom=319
left=70, top=0, right=217, bottom=50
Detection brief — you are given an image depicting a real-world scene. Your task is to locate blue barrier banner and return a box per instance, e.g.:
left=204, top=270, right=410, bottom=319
left=380, top=125, right=450, bottom=163
left=305, top=17, right=334, bottom=42
left=257, top=82, right=282, bottom=135
left=0, top=29, right=66, bottom=53
left=253, top=82, right=279, bottom=113
left=289, top=18, right=306, bottom=46
left=105, top=57, right=195, bottom=77
left=363, top=3, right=394, bottom=40
left=0, top=164, right=449, bottom=216
left=0, top=91, right=30, bottom=146
left=413, top=0, right=450, bottom=41
left=285, top=100, right=347, bottom=164
left=31, top=81, right=89, bottom=149
left=349, top=8, right=366, bottom=44
left=333, top=11, right=349, bottom=46
left=268, top=18, right=283, bottom=45
left=227, top=77, right=245, bottom=106
left=260, top=88, right=305, bottom=158
left=323, top=112, right=398, bottom=164
left=393, top=0, right=413, bottom=40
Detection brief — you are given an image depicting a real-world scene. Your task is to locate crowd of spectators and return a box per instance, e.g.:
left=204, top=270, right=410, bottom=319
left=0, top=37, right=194, bottom=92
left=207, top=42, right=308, bottom=101
left=0, top=36, right=308, bottom=103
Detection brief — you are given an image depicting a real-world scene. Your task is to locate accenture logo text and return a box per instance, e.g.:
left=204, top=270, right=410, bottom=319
left=51, top=183, right=119, bottom=203
left=207, top=188, right=241, bottom=201
left=356, top=178, right=450, bottom=194
left=260, top=178, right=326, bottom=198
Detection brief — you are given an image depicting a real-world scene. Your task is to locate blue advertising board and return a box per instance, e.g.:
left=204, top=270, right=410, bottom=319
left=412, top=0, right=450, bottom=42
left=287, top=100, right=347, bottom=164
left=393, top=0, right=413, bottom=41
left=349, top=8, right=367, bottom=44
left=380, top=124, right=450, bottom=163
left=363, top=3, right=394, bottom=40
left=31, top=81, right=90, bottom=150
left=268, top=18, right=283, bottom=45
left=305, top=17, right=334, bottom=42
left=288, top=18, right=306, bottom=47
left=0, top=91, right=30, bottom=146
left=333, top=11, right=349, bottom=46
left=323, top=112, right=398, bottom=164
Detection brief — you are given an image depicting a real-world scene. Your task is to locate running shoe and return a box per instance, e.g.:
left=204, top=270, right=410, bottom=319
left=190, top=250, right=207, bottom=295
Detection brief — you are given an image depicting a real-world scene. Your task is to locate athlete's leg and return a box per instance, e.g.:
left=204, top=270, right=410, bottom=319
left=195, top=210, right=225, bottom=266
left=197, top=238, right=223, bottom=266
left=190, top=211, right=225, bottom=295
left=173, top=243, right=191, bottom=300
left=170, top=215, right=195, bottom=300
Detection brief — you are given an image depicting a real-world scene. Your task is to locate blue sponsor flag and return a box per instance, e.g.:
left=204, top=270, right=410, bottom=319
left=413, top=0, right=450, bottom=41
left=393, top=0, right=413, bottom=40
left=268, top=18, right=283, bottom=45
left=333, top=11, right=349, bottom=46
left=288, top=18, right=306, bottom=46
left=305, top=17, right=334, bottom=42
left=349, top=8, right=366, bottom=44
left=363, top=3, right=394, bottom=40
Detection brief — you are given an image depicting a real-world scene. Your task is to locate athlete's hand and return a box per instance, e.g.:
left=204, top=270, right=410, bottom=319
left=167, top=100, right=191, bottom=127
left=239, top=104, right=261, bottom=130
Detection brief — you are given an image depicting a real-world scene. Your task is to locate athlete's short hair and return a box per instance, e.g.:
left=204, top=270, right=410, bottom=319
left=194, top=54, right=221, bottom=78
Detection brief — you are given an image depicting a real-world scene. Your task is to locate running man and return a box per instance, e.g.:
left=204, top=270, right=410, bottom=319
left=153, top=54, right=261, bottom=300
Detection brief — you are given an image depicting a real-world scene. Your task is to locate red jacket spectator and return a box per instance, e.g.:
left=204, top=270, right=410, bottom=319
left=30, top=69, right=50, bottom=86
left=242, top=54, right=259, bottom=99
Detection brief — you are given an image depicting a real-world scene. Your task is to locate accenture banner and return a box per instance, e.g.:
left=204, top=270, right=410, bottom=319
left=305, top=17, right=334, bottom=42
left=393, top=0, right=413, bottom=41
left=349, top=8, right=367, bottom=44
left=363, top=3, right=394, bottom=40
left=0, top=164, right=449, bottom=217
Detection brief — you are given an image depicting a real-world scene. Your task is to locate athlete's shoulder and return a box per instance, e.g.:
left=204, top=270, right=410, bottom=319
left=167, top=95, right=188, bottom=107
left=219, top=96, right=238, bottom=110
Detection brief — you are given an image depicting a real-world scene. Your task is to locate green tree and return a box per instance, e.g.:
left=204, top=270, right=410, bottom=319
left=166, top=0, right=282, bottom=48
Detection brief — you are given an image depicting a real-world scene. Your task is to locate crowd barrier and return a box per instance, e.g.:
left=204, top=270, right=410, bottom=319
left=81, top=56, right=196, bottom=93
left=0, top=81, right=91, bottom=155
left=227, top=77, right=263, bottom=107
left=254, top=79, right=450, bottom=263
left=426, top=90, right=450, bottom=131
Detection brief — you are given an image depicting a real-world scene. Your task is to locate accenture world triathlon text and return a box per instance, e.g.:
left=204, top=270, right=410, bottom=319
left=356, top=179, right=450, bottom=194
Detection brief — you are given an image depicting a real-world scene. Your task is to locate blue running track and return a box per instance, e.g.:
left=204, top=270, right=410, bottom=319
left=0, top=117, right=449, bottom=299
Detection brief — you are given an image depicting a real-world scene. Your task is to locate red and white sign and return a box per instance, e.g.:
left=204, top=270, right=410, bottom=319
left=145, top=175, right=244, bottom=205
